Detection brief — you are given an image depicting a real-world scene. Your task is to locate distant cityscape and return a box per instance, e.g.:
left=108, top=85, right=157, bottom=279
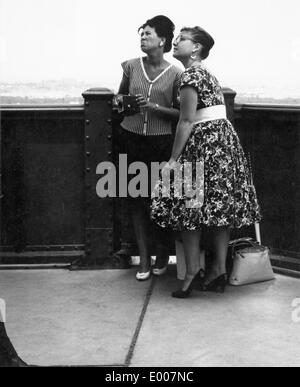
left=1, top=80, right=300, bottom=105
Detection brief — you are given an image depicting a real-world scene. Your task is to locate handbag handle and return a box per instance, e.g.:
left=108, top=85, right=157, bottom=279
left=228, top=237, right=253, bottom=246
left=230, top=238, right=259, bottom=259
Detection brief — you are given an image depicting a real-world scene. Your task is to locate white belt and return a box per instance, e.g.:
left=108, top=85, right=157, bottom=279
left=194, top=105, right=227, bottom=124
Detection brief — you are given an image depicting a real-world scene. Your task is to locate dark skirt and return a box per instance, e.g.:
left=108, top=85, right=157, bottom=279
left=117, top=126, right=174, bottom=201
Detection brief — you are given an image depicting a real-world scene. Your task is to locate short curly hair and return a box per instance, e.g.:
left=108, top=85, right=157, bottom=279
left=138, top=15, right=175, bottom=53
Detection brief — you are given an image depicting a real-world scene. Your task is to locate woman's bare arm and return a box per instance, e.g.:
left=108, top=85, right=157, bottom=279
left=169, top=86, right=198, bottom=162
left=118, top=73, right=130, bottom=95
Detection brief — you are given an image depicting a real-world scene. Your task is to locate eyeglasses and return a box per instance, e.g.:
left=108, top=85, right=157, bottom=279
left=173, top=36, right=196, bottom=45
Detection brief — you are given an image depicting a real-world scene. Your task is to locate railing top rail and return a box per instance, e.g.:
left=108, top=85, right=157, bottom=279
left=235, top=103, right=300, bottom=113
left=1, top=102, right=300, bottom=113
left=0, top=104, right=85, bottom=112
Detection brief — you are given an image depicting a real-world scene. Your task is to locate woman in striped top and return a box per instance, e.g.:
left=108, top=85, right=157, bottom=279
left=117, top=15, right=182, bottom=281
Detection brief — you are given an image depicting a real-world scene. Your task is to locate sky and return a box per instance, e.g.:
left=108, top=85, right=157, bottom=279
left=0, top=0, right=300, bottom=97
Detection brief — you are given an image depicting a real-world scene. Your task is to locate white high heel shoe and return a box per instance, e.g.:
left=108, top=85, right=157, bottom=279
left=136, top=271, right=151, bottom=281
left=152, top=266, right=168, bottom=276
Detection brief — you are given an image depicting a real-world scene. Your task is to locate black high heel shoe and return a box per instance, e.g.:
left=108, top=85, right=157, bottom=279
left=201, top=273, right=227, bottom=293
left=172, top=269, right=204, bottom=299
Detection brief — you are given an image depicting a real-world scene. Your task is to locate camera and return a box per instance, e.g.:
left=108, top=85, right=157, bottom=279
left=112, top=94, right=140, bottom=116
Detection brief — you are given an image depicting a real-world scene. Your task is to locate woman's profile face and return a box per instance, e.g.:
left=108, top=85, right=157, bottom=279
left=173, top=31, right=195, bottom=60
left=140, top=25, right=162, bottom=53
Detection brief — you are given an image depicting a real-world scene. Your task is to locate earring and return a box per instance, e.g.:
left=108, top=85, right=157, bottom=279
left=159, top=42, right=164, bottom=47
left=190, top=49, right=197, bottom=59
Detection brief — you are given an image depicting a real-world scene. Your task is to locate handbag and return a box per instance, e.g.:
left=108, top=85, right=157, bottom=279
left=228, top=151, right=275, bottom=286
left=228, top=238, right=275, bottom=286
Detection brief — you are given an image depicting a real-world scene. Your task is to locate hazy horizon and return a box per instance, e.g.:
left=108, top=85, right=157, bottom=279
left=0, top=0, right=300, bottom=101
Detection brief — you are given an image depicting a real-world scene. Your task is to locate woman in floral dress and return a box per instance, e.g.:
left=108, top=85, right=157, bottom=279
left=151, top=26, right=262, bottom=298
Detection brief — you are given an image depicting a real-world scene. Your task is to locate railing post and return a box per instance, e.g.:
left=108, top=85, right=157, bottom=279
left=222, top=87, right=237, bottom=125
left=72, top=88, right=118, bottom=268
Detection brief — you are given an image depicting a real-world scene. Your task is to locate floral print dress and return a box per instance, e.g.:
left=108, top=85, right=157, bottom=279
left=150, top=64, right=262, bottom=231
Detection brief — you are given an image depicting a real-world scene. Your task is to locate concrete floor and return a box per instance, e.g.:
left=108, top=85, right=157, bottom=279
left=0, top=267, right=300, bottom=367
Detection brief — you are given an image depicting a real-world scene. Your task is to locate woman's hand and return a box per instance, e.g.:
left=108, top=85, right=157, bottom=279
left=135, top=94, right=158, bottom=111
left=161, top=158, right=177, bottom=175
left=134, top=95, right=180, bottom=122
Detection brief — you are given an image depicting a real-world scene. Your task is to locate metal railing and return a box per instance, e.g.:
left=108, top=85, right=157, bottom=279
left=0, top=90, right=299, bottom=267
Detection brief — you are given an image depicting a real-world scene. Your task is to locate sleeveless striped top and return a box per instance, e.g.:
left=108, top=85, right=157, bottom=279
left=121, top=57, right=182, bottom=136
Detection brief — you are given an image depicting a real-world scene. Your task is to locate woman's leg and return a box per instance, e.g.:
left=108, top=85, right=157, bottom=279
left=153, top=226, right=172, bottom=269
left=180, top=230, right=202, bottom=291
left=152, top=134, right=174, bottom=269
left=204, top=226, right=230, bottom=284
left=130, top=199, right=152, bottom=273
